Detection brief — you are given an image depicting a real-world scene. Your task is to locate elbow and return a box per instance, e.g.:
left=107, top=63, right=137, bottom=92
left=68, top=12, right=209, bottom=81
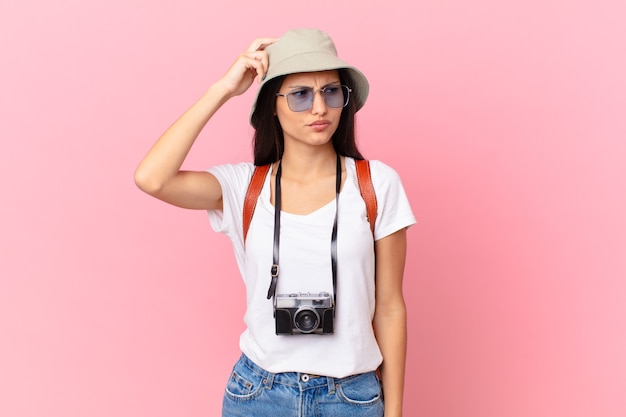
left=374, top=296, right=407, bottom=321
left=134, top=166, right=164, bottom=196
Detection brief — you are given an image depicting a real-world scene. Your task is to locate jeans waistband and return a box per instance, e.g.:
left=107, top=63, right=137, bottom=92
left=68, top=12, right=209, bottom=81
left=238, top=354, right=337, bottom=393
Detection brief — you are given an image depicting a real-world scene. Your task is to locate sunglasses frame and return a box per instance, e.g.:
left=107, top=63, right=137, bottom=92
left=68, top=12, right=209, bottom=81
left=276, top=85, right=352, bottom=112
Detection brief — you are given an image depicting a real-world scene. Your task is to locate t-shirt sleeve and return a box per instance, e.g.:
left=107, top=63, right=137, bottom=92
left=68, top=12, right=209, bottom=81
left=369, top=160, right=416, bottom=241
left=206, top=162, right=255, bottom=244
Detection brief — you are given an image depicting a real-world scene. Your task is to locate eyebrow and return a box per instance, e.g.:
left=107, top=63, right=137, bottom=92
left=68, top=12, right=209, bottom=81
left=286, top=81, right=341, bottom=89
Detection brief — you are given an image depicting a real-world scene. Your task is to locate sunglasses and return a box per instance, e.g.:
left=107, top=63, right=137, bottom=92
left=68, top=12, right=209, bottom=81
left=276, top=85, right=352, bottom=112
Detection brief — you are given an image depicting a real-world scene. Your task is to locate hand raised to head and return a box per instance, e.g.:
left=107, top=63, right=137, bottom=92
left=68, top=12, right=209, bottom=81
left=216, top=37, right=278, bottom=98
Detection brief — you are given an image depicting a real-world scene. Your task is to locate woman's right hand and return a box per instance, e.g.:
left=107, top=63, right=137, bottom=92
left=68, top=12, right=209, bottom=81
left=135, top=36, right=278, bottom=211
left=216, top=37, right=278, bottom=98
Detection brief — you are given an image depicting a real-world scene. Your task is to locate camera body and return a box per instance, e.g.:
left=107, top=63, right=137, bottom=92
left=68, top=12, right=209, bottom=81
left=274, top=292, right=334, bottom=335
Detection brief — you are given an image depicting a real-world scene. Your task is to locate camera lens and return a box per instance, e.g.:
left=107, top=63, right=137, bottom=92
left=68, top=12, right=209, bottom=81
left=294, top=307, right=320, bottom=333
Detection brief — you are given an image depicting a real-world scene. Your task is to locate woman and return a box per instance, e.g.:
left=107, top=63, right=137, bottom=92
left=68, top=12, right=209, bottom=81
left=135, top=28, right=415, bottom=417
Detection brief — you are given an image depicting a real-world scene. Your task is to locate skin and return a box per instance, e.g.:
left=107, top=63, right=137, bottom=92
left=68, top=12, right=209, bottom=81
left=272, top=70, right=346, bottom=214
left=134, top=37, right=407, bottom=417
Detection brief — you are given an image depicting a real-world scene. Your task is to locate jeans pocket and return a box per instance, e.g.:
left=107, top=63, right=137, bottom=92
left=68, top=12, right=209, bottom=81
left=224, top=360, right=265, bottom=401
left=336, top=372, right=382, bottom=406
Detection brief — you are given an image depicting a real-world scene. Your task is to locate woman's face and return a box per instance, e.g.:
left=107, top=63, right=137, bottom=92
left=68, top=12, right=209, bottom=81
left=275, top=70, right=343, bottom=152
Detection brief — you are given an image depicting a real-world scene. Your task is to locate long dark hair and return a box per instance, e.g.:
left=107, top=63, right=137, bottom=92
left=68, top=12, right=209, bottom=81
left=250, top=69, right=364, bottom=166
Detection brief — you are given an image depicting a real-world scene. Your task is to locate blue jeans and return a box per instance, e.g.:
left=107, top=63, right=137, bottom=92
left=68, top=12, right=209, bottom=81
left=222, top=354, right=384, bottom=417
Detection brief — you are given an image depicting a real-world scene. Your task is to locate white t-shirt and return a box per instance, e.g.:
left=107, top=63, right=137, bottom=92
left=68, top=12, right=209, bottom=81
left=208, top=157, right=415, bottom=377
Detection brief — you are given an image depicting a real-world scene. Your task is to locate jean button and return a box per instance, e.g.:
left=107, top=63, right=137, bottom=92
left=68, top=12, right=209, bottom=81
left=301, top=374, right=310, bottom=382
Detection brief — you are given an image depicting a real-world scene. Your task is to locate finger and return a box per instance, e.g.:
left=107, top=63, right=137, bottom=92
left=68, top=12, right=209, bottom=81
left=246, top=37, right=279, bottom=53
left=242, top=51, right=270, bottom=81
left=240, top=54, right=266, bottom=80
left=257, top=51, right=270, bottom=82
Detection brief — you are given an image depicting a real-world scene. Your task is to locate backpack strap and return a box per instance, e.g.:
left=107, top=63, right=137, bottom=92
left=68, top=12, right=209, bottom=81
left=243, top=160, right=377, bottom=242
left=243, top=164, right=271, bottom=242
left=355, top=159, right=377, bottom=237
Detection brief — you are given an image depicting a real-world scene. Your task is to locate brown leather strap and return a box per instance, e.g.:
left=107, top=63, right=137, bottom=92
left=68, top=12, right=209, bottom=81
left=355, top=159, right=377, bottom=237
left=243, top=160, right=377, bottom=242
left=243, top=164, right=270, bottom=242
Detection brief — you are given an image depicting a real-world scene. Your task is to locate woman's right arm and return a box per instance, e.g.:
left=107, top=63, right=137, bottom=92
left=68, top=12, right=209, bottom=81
left=134, top=37, right=277, bottom=210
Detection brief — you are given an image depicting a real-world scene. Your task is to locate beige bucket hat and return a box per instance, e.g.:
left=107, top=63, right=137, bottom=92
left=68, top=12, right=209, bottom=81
left=251, top=28, right=369, bottom=121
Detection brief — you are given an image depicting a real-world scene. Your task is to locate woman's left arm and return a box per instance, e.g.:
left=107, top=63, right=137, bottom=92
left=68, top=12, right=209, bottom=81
left=373, top=227, right=408, bottom=417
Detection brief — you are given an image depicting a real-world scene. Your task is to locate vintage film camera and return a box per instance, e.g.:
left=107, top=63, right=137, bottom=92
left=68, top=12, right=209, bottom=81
left=274, top=292, right=334, bottom=335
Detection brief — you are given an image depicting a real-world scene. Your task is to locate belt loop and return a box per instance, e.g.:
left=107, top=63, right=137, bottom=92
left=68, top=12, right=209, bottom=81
left=263, top=371, right=275, bottom=389
left=327, top=376, right=336, bottom=394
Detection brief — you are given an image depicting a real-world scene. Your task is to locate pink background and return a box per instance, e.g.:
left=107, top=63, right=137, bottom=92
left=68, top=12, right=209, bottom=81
left=1, top=1, right=625, bottom=416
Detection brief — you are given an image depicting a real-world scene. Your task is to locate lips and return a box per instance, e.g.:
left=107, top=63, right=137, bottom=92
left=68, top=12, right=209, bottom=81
left=308, top=120, right=331, bottom=126
left=308, top=120, right=331, bottom=131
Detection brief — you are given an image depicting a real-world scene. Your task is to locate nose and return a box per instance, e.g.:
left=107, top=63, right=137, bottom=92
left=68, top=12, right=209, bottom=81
left=311, top=90, right=327, bottom=115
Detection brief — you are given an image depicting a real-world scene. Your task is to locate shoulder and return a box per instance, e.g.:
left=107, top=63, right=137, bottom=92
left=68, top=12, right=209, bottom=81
left=207, top=162, right=260, bottom=202
left=358, top=159, right=416, bottom=238
left=368, top=159, right=401, bottom=178
left=208, top=161, right=255, bottom=177
left=349, top=158, right=404, bottom=189
left=208, top=162, right=256, bottom=188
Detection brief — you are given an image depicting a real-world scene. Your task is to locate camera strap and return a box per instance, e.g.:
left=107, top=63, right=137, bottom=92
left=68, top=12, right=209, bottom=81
left=266, top=154, right=342, bottom=309
left=244, top=159, right=376, bottom=241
